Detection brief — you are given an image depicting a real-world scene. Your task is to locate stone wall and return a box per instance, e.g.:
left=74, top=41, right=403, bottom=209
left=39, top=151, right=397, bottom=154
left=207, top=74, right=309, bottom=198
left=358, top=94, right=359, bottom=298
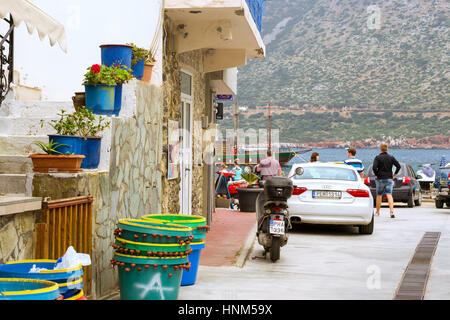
left=32, top=82, right=164, bottom=299
left=162, top=25, right=213, bottom=218
left=0, top=211, right=38, bottom=264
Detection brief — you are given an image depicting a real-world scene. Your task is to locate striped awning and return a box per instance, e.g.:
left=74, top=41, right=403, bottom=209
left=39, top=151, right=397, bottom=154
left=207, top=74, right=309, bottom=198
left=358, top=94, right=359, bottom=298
left=0, top=0, right=67, bottom=52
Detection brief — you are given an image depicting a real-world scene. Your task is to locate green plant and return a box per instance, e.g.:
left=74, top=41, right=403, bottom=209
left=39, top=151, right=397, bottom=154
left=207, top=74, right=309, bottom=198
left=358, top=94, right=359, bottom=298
left=41, top=107, right=111, bottom=139
left=241, top=172, right=259, bottom=185
left=75, top=107, right=111, bottom=139
left=113, top=65, right=133, bottom=84
left=83, top=64, right=116, bottom=86
left=33, top=140, right=69, bottom=155
left=42, top=110, right=78, bottom=136
left=127, top=43, right=155, bottom=66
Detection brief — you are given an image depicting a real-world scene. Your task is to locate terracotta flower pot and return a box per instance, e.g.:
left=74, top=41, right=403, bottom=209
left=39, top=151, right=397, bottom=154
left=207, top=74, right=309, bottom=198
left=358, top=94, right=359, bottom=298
left=29, top=154, right=85, bottom=173
left=141, top=63, right=155, bottom=83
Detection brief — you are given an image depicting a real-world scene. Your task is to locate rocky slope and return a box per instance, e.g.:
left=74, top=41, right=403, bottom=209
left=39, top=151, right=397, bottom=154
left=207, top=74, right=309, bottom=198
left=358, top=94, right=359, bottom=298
left=238, top=0, right=449, bottom=109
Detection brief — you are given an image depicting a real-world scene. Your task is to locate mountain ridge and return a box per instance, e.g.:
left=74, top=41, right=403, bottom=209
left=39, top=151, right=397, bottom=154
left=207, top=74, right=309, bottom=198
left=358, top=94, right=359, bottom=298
left=237, top=0, right=449, bottom=109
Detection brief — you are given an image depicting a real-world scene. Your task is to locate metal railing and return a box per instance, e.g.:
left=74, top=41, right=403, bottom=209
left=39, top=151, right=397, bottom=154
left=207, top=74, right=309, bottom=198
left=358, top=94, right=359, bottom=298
left=245, top=0, right=266, bottom=33
left=35, top=196, right=93, bottom=297
left=0, top=15, right=14, bottom=107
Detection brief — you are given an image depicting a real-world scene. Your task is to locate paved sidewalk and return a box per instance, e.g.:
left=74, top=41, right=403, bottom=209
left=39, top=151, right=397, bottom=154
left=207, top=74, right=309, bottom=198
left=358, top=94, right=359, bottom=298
left=200, top=208, right=256, bottom=267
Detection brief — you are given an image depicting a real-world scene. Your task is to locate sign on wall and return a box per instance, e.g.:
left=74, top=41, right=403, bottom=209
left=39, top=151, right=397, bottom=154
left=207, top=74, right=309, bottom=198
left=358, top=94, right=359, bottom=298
left=168, top=119, right=180, bottom=180
left=216, top=94, right=233, bottom=101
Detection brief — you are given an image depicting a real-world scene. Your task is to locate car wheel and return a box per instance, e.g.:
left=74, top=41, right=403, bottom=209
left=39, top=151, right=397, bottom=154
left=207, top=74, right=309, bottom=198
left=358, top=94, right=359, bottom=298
left=359, top=215, right=374, bottom=235
left=407, top=192, right=415, bottom=208
left=435, top=200, right=444, bottom=209
left=446, top=200, right=450, bottom=208
left=414, top=192, right=422, bottom=206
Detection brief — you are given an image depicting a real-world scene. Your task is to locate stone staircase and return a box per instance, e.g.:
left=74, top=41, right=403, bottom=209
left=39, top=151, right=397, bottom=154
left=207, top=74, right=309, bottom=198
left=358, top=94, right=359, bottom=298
left=0, top=100, right=75, bottom=196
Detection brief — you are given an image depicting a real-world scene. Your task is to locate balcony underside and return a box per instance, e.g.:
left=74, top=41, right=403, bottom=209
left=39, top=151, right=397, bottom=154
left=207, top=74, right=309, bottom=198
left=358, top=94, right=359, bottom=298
left=165, top=1, right=265, bottom=72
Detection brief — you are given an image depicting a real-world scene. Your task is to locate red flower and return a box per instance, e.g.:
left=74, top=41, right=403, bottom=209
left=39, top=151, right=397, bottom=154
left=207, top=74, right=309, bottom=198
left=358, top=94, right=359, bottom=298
left=90, top=64, right=101, bottom=73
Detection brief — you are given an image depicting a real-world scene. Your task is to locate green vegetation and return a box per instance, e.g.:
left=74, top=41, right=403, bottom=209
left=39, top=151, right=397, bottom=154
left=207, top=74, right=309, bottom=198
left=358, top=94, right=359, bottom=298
left=238, top=0, right=449, bottom=110
left=219, top=110, right=450, bottom=144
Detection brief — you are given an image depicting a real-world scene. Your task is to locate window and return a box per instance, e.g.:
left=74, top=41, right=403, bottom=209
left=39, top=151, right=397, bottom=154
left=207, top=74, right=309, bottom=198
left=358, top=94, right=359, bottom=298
left=294, top=167, right=358, bottom=181
left=181, top=71, right=192, bottom=96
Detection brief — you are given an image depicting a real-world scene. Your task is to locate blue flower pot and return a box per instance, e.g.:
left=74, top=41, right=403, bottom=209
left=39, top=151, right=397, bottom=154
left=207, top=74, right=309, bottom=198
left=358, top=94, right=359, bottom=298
left=85, top=84, right=116, bottom=116
left=131, top=58, right=145, bottom=80
left=100, top=44, right=132, bottom=69
left=114, top=83, right=122, bottom=116
left=80, top=137, right=102, bottom=169
left=48, top=135, right=83, bottom=155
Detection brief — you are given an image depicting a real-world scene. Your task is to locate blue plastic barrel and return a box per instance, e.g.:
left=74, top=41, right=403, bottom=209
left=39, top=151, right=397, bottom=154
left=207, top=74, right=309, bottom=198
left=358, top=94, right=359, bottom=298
left=48, top=135, right=83, bottom=155
left=0, top=260, right=83, bottom=296
left=80, top=137, right=102, bottom=169
left=131, top=58, right=145, bottom=80
left=85, top=84, right=116, bottom=116
left=181, top=241, right=205, bottom=286
left=0, top=278, right=60, bottom=300
left=100, top=44, right=133, bottom=69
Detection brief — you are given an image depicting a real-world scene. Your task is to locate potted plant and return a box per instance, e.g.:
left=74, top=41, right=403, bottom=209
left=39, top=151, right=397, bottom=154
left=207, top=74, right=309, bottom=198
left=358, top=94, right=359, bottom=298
left=142, top=50, right=156, bottom=84
left=29, top=140, right=85, bottom=173
left=100, top=44, right=133, bottom=69
left=236, top=171, right=263, bottom=212
left=42, top=110, right=83, bottom=156
left=42, top=108, right=111, bottom=169
left=111, top=64, right=133, bottom=116
left=83, top=64, right=117, bottom=115
left=76, top=107, right=111, bottom=169
left=127, top=43, right=149, bottom=80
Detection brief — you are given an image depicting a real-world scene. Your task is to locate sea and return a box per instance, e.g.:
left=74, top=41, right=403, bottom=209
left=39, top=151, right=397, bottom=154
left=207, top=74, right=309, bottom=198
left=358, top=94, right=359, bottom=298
left=282, top=148, right=450, bottom=175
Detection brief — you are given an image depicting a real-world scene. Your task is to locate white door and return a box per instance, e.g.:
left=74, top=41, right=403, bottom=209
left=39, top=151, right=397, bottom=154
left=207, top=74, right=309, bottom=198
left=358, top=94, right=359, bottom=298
left=180, top=71, right=193, bottom=215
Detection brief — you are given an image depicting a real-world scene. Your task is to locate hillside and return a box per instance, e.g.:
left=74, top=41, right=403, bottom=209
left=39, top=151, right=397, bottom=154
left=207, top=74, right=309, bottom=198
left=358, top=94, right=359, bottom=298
left=237, top=0, right=449, bottom=109
left=219, top=107, right=450, bottom=148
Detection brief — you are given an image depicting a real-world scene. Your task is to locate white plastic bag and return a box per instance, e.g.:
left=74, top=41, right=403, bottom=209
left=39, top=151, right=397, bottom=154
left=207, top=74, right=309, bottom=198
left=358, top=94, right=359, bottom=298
left=28, top=264, right=48, bottom=273
left=54, top=246, right=91, bottom=270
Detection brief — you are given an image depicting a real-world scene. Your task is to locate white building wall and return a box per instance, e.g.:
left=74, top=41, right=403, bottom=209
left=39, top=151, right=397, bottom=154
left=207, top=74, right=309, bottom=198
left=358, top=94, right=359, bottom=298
left=13, top=0, right=163, bottom=101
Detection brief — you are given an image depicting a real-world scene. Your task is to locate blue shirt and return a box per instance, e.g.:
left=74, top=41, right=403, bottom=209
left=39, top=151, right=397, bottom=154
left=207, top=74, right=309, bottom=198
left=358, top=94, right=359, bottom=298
left=344, top=158, right=364, bottom=174
left=233, top=167, right=243, bottom=180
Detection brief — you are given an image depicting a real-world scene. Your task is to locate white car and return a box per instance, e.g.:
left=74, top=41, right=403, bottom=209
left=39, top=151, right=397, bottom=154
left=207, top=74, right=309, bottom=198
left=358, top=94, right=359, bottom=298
left=287, top=163, right=374, bottom=234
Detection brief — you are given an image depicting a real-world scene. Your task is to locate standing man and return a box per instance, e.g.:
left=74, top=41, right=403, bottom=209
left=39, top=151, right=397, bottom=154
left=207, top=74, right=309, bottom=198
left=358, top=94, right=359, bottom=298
left=344, top=147, right=365, bottom=178
left=372, top=144, right=401, bottom=218
left=257, top=150, right=283, bottom=181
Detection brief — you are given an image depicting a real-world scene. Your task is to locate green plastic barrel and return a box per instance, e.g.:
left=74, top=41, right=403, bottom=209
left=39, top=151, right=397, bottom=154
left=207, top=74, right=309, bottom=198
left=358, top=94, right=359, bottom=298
left=112, top=253, right=190, bottom=300
left=115, top=219, right=193, bottom=244
left=114, top=236, right=192, bottom=258
left=142, top=214, right=209, bottom=241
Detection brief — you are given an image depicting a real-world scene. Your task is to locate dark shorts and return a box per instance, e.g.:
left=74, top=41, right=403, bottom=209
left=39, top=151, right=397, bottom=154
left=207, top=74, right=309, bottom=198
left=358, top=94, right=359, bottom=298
left=375, top=179, right=394, bottom=196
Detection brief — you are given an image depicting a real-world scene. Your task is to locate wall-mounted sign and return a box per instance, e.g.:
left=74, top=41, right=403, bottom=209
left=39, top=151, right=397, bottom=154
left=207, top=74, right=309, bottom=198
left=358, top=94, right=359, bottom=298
left=216, top=94, right=233, bottom=101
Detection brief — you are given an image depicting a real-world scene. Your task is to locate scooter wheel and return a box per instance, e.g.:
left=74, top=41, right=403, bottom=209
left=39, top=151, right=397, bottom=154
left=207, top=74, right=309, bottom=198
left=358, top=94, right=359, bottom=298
left=270, top=237, right=281, bottom=262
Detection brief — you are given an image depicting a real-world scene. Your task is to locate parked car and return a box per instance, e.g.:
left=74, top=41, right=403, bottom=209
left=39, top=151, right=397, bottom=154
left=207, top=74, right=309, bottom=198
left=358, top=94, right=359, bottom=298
left=287, top=163, right=374, bottom=234
left=364, top=162, right=422, bottom=208
left=434, top=163, right=450, bottom=209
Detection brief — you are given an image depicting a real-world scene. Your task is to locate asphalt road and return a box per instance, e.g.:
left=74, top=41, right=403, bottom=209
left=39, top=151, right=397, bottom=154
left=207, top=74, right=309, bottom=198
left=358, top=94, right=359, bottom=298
left=179, top=202, right=450, bottom=300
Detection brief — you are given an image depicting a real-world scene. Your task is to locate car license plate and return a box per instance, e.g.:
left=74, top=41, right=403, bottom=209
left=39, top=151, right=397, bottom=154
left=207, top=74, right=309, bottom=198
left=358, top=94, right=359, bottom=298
left=312, top=190, right=342, bottom=199
left=270, top=220, right=285, bottom=235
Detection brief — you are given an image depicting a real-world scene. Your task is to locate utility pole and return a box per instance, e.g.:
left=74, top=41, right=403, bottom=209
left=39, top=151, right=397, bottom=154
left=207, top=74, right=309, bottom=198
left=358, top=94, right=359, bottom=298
left=268, top=98, right=272, bottom=152
left=234, top=96, right=239, bottom=159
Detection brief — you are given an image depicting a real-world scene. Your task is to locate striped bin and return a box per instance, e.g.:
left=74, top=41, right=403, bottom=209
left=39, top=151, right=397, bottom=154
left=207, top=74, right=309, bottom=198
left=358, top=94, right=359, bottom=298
left=0, top=278, right=60, bottom=300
